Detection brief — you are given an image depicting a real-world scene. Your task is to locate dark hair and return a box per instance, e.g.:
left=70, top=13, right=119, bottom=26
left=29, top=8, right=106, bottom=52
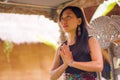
left=59, top=6, right=90, bottom=54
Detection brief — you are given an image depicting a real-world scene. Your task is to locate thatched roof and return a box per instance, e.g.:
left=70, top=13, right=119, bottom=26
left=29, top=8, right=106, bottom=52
left=0, top=0, right=119, bottom=22
left=0, top=0, right=104, bottom=21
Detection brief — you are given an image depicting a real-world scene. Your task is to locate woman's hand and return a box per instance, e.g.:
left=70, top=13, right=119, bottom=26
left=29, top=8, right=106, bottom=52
left=59, top=44, right=74, bottom=66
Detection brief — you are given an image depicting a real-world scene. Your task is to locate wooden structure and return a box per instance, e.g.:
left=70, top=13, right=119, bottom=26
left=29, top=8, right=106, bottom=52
left=89, top=15, right=120, bottom=80
left=109, top=39, right=120, bottom=80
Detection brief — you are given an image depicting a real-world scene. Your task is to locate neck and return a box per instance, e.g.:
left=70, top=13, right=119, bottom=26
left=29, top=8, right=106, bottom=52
left=67, top=32, right=76, bottom=45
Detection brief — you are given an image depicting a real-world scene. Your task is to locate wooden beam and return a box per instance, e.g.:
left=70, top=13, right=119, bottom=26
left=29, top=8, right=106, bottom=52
left=0, top=1, right=52, bottom=9
left=56, top=0, right=104, bottom=14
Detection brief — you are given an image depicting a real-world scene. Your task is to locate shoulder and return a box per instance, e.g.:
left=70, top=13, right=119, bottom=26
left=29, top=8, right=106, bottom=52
left=88, top=37, right=101, bottom=54
left=88, top=37, right=99, bottom=45
left=88, top=36, right=98, bottom=41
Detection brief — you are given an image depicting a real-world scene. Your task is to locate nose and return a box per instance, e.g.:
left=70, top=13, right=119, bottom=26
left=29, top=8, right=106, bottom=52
left=61, top=21, right=67, bottom=27
left=60, top=18, right=67, bottom=25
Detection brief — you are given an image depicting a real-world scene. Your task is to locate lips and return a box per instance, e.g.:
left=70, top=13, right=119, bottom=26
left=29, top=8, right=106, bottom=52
left=63, top=25, right=68, bottom=28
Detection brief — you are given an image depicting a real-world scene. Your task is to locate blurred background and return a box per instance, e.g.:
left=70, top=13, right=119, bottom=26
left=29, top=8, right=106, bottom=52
left=0, top=0, right=120, bottom=80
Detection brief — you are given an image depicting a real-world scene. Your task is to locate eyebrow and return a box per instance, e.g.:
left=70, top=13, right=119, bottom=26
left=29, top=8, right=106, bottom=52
left=66, top=12, right=73, bottom=15
left=62, top=13, right=73, bottom=16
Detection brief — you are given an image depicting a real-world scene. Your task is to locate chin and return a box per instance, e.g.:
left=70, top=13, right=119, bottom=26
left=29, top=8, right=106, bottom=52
left=63, top=30, right=69, bottom=33
left=63, top=29, right=69, bottom=32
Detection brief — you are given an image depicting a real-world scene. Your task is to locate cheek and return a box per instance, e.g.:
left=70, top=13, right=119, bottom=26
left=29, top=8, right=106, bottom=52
left=69, top=20, right=78, bottom=27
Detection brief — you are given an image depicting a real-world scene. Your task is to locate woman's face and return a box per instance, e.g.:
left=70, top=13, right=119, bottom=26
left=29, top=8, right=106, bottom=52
left=60, top=9, right=81, bottom=33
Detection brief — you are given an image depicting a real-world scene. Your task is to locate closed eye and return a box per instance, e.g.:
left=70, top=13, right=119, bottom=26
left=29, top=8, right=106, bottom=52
left=66, top=16, right=72, bottom=19
left=61, top=15, right=72, bottom=21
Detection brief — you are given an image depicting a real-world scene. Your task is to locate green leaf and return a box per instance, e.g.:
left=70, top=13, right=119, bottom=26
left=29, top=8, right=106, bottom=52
left=102, top=2, right=117, bottom=16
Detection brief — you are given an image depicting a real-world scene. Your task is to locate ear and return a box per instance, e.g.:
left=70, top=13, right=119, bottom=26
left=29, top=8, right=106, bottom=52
left=77, top=18, right=82, bottom=25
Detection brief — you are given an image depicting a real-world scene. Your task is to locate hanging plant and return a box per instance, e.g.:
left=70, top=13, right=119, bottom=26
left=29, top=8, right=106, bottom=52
left=3, top=40, right=13, bottom=63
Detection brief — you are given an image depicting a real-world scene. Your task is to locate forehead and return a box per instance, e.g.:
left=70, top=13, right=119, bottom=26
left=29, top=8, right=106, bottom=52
left=62, top=9, right=75, bottom=15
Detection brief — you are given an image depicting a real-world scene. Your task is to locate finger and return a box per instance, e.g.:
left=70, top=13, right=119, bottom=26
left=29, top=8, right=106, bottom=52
left=63, top=45, right=70, bottom=55
left=63, top=44, right=69, bottom=50
left=61, top=45, right=66, bottom=54
left=59, top=50, right=64, bottom=57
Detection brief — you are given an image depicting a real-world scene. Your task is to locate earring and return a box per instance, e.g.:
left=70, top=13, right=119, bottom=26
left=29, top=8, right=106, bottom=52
left=78, top=27, right=81, bottom=36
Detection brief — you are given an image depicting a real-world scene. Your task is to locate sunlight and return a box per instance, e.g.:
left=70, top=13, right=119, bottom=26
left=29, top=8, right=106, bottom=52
left=91, top=0, right=117, bottom=22
left=0, top=13, right=60, bottom=48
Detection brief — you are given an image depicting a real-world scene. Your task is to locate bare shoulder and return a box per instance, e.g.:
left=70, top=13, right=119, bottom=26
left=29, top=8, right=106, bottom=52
left=88, top=37, right=100, bottom=48
left=88, top=37, right=99, bottom=44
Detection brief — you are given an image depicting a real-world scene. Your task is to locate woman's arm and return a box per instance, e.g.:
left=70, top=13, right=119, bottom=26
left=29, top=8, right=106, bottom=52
left=50, top=48, right=68, bottom=80
left=69, top=37, right=103, bottom=72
